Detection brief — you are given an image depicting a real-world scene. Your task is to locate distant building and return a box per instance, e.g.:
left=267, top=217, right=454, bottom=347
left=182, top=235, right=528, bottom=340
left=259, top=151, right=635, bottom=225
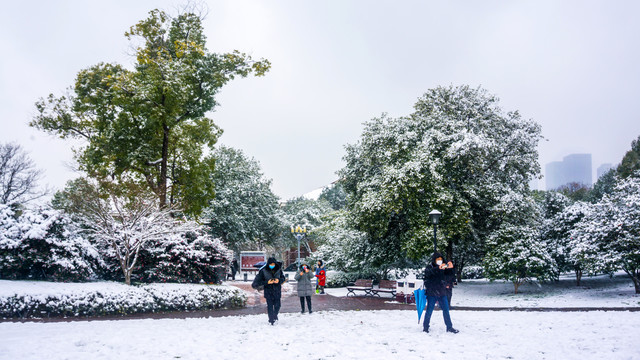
left=597, top=163, right=613, bottom=179
left=545, top=154, right=592, bottom=190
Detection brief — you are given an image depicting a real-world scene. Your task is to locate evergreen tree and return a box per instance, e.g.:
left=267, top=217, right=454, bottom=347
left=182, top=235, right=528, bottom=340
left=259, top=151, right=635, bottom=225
left=204, top=146, right=281, bottom=254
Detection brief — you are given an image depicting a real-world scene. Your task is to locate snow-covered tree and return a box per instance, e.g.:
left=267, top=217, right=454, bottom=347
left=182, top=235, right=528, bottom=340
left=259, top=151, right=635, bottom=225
left=0, top=204, right=99, bottom=281
left=312, top=209, right=411, bottom=280
left=484, top=192, right=555, bottom=294
left=339, top=85, right=543, bottom=274
left=276, top=197, right=333, bottom=253
left=204, top=146, right=281, bottom=254
left=80, top=184, right=189, bottom=285
left=543, top=200, right=591, bottom=285
left=319, top=183, right=347, bottom=210
left=571, top=174, right=640, bottom=293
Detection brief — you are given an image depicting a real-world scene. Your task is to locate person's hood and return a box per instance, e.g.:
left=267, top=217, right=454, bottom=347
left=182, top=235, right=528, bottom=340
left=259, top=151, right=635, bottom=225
left=430, top=252, right=445, bottom=267
left=266, top=257, right=281, bottom=271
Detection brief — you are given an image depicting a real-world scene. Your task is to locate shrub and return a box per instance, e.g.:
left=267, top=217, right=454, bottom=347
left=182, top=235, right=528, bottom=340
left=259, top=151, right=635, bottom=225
left=0, top=283, right=246, bottom=319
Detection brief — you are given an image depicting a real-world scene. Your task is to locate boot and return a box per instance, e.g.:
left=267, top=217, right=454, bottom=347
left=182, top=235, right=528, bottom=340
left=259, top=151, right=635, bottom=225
left=423, top=326, right=429, bottom=333
left=446, top=327, right=459, bottom=334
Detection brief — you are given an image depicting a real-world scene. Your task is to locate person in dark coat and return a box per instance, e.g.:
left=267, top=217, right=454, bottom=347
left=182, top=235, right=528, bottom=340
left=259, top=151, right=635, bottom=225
left=252, top=257, right=286, bottom=325
left=423, top=252, right=459, bottom=334
left=444, top=259, right=456, bottom=306
left=295, top=263, right=314, bottom=313
left=231, top=259, right=239, bottom=280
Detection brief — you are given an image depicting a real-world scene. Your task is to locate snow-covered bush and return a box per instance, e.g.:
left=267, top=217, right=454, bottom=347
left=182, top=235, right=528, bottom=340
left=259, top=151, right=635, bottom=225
left=461, top=265, right=484, bottom=280
left=140, top=227, right=232, bottom=284
left=0, top=204, right=99, bottom=282
left=0, top=283, right=246, bottom=319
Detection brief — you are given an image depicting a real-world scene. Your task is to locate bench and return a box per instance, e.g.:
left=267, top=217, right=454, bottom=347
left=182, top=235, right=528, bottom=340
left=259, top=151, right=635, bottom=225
left=346, top=279, right=374, bottom=297
left=372, top=280, right=397, bottom=297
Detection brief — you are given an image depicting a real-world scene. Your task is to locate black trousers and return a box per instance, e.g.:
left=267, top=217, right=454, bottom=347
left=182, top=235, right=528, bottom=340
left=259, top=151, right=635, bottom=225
left=266, top=297, right=281, bottom=323
left=299, top=296, right=312, bottom=312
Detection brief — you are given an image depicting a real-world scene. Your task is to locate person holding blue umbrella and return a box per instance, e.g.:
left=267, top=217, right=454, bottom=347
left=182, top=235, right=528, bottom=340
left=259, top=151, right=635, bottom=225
left=422, top=252, right=459, bottom=334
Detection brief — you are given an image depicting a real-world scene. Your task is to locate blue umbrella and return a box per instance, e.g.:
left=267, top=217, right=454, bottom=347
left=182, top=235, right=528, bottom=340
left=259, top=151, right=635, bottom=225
left=414, top=288, right=426, bottom=323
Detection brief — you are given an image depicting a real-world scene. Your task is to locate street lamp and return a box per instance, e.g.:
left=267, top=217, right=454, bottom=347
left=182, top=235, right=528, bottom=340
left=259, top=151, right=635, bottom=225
left=428, top=210, right=442, bottom=253
left=291, top=225, right=307, bottom=267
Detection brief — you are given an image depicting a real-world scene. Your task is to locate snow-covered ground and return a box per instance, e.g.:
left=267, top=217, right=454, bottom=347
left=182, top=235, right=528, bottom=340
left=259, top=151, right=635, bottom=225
left=1, top=310, right=638, bottom=359
left=325, top=273, right=640, bottom=308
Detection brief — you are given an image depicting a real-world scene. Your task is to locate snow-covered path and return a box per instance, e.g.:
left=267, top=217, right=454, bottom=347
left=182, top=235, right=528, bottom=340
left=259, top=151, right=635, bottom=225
left=1, top=310, right=638, bottom=360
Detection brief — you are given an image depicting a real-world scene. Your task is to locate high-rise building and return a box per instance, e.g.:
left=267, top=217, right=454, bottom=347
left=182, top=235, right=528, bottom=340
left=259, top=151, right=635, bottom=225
left=597, top=163, right=613, bottom=179
left=545, top=153, right=592, bottom=190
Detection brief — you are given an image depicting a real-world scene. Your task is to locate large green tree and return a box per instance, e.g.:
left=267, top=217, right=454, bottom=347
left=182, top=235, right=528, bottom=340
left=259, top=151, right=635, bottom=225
left=339, top=85, right=543, bottom=273
left=31, top=9, right=270, bottom=216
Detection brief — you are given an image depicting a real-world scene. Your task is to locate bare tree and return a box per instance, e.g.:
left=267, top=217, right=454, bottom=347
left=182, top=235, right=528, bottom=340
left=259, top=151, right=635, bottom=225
left=81, top=183, right=191, bottom=285
left=0, top=143, right=47, bottom=205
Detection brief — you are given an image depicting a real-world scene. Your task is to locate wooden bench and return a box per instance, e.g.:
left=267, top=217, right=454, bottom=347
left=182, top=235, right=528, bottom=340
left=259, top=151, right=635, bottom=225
left=346, top=279, right=374, bottom=297
left=372, top=280, right=397, bottom=297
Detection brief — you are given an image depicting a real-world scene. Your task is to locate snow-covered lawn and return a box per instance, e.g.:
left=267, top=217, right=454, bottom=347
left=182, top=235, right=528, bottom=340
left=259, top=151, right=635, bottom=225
left=325, top=273, right=640, bottom=308
left=1, top=310, right=638, bottom=359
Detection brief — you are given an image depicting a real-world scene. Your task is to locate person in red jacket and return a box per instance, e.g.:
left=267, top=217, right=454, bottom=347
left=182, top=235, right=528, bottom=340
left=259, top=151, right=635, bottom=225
left=315, top=268, right=326, bottom=294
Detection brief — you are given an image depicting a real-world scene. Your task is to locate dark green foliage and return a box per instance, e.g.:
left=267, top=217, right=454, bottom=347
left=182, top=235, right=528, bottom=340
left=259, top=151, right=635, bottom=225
left=589, top=168, right=617, bottom=203
left=617, top=135, right=640, bottom=179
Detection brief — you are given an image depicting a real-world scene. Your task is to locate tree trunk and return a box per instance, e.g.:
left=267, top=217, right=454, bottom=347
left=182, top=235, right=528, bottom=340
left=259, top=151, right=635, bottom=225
left=632, top=272, right=640, bottom=294
left=456, top=260, right=465, bottom=283
left=513, top=280, right=521, bottom=294
left=124, top=270, right=131, bottom=286
left=575, top=267, right=582, bottom=287
left=446, top=239, right=453, bottom=263
left=159, top=123, right=169, bottom=209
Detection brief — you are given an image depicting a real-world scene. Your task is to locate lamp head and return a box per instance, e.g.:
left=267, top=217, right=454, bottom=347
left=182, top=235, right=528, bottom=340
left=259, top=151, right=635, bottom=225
left=429, top=210, right=442, bottom=225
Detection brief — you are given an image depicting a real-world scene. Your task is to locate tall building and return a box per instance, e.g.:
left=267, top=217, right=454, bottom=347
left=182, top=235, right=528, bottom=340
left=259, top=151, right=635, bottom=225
left=597, top=163, right=613, bottom=179
left=545, top=153, right=592, bottom=190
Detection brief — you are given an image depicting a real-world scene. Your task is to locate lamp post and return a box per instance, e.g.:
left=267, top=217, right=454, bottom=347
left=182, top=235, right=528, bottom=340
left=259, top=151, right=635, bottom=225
left=291, top=225, right=307, bottom=268
left=428, top=210, right=442, bottom=253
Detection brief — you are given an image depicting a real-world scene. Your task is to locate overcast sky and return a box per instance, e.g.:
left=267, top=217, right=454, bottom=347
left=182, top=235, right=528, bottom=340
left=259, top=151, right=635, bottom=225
left=1, top=1, right=639, bottom=201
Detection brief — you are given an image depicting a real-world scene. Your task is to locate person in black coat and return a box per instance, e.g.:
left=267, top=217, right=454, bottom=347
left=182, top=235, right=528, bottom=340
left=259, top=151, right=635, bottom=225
left=252, top=257, right=286, bottom=325
left=444, top=258, right=456, bottom=306
left=231, top=259, right=239, bottom=280
left=423, top=252, right=459, bottom=334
